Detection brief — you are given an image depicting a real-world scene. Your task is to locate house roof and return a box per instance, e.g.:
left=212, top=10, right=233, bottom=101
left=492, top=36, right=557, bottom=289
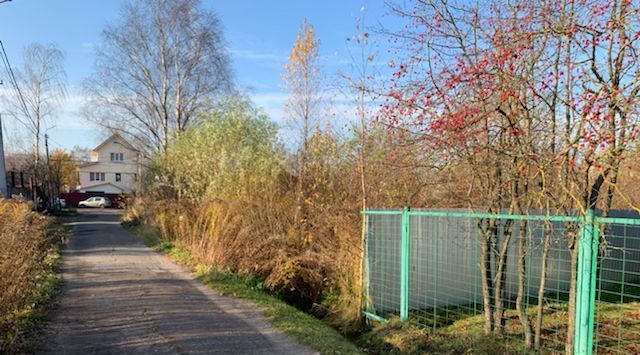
left=79, top=182, right=127, bottom=192
left=78, top=161, right=100, bottom=168
left=93, top=133, right=138, bottom=153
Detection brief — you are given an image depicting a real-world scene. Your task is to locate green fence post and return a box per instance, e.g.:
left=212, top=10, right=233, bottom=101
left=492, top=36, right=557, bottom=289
left=400, top=207, right=410, bottom=322
left=363, top=214, right=371, bottom=315
left=574, top=209, right=598, bottom=355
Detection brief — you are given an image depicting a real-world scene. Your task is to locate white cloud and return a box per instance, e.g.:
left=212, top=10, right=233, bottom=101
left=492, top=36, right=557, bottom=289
left=246, top=88, right=380, bottom=149
left=229, top=48, right=287, bottom=62
left=0, top=85, right=100, bottom=152
left=55, top=90, right=90, bottom=129
left=0, top=85, right=91, bottom=130
left=250, top=91, right=287, bottom=121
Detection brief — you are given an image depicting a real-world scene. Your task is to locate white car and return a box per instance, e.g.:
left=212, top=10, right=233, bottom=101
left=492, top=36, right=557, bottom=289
left=78, top=196, right=112, bottom=208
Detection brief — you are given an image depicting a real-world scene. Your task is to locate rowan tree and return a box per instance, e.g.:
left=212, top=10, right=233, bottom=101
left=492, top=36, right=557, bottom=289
left=381, top=0, right=640, bottom=351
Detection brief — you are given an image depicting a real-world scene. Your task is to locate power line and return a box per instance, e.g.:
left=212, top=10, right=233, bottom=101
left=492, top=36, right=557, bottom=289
left=45, top=135, right=72, bottom=150
left=0, top=40, right=31, bottom=118
left=0, top=40, right=33, bottom=133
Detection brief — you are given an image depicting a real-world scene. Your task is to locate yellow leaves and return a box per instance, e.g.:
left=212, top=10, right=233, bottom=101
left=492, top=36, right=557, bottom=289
left=0, top=199, right=54, bottom=352
left=51, top=149, right=79, bottom=186
left=283, top=20, right=320, bottom=81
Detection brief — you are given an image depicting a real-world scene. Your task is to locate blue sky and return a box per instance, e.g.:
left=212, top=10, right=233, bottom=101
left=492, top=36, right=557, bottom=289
left=0, top=0, right=399, bottom=153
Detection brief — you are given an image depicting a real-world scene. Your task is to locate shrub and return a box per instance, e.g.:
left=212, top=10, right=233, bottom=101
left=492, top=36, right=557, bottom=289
left=152, top=99, right=284, bottom=203
left=0, top=199, right=59, bottom=351
left=131, top=101, right=434, bottom=333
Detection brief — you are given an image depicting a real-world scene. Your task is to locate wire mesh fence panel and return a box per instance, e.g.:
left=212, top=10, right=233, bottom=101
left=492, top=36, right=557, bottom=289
left=363, top=209, right=640, bottom=354
left=593, top=213, right=640, bottom=354
left=406, top=213, right=577, bottom=352
left=365, top=212, right=403, bottom=317
left=408, top=213, right=482, bottom=330
left=494, top=218, right=576, bottom=352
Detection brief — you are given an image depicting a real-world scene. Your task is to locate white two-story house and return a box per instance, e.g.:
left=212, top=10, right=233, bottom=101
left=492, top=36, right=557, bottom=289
left=77, top=133, right=140, bottom=194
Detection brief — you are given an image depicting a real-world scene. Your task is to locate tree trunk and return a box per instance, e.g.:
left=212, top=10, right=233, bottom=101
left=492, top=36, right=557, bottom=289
left=293, top=108, right=309, bottom=240
left=33, top=121, right=40, bottom=208
left=565, top=230, right=578, bottom=355
left=162, top=119, right=169, bottom=154
left=357, top=92, right=368, bottom=319
left=516, top=219, right=533, bottom=348
left=294, top=150, right=307, bottom=237
left=494, top=220, right=512, bottom=336
left=479, top=220, right=495, bottom=335
left=535, top=227, right=551, bottom=349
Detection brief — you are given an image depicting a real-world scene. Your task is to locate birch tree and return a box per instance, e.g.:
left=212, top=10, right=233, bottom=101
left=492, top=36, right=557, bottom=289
left=4, top=43, right=66, bottom=168
left=283, top=19, right=323, bottom=233
left=85, top=0, right=232, bottom=155
left=343, top=4, right=379, bottom=319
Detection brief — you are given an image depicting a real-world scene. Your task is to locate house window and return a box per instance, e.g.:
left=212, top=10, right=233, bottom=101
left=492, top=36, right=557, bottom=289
left=115, top=173, right=121, bottom=182
left=90, top=172, right=105, bottom=182
left=110, top=153, right=124, bottom=161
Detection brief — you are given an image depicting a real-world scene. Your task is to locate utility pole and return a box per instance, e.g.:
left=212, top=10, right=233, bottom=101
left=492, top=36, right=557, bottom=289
left=0, top=113, right=7, bottom=198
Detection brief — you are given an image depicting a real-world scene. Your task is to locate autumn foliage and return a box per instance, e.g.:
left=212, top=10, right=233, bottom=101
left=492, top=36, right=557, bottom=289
left=379, top=0, right=640, bottom=351
left=124, top=1, right=640, bottom=348
left=124, top=96, right=435, bottom=331
left=0, top=199, right=59, bottom=351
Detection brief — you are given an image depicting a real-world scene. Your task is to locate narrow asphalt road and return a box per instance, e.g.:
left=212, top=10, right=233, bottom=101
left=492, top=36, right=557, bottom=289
left=39, top=209, right=315, bottom=354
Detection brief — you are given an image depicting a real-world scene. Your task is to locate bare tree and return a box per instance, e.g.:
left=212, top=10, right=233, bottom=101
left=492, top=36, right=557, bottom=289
left=342, top=3, right=380, bottom=320
left=85, top=0, right=232, bottom=155
left=3, top=43, right=66, bottom=168
left=69, top=145, right=92, bottom=164
left=2, top=43, right=65, bottom=207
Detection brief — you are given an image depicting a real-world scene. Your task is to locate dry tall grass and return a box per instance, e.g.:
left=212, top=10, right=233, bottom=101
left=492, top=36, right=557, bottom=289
left=126, top=141, right=425, bottom=333
left=125, top=102, right=435, bottom=333
left=0, top=199, right=58, bottom=351
left=125, top=190, right=343, bottom=304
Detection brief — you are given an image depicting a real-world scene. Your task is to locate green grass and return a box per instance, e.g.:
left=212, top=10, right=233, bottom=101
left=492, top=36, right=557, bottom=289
left=358, top=316, right=525, bottom=355
left=128, top=223, right=362, bottom=355
left=359, top=299, right=640, bottom=354
left=198, top=271, right=361, bottom=354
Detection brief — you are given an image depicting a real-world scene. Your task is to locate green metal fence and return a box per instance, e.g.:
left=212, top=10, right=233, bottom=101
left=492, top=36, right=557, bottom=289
left=362, top=209, right=640, bottom=354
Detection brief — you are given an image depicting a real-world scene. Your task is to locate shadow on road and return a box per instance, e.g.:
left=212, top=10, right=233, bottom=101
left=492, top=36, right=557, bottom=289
left=39, top=208, right=313, bottom=354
